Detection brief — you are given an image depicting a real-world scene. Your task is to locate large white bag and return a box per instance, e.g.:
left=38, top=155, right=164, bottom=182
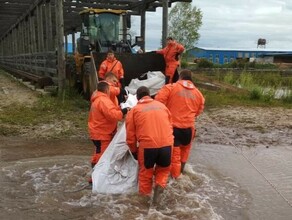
left=125, top=71, right=165, bottom=96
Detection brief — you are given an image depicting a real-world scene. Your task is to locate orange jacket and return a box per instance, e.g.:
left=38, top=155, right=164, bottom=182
left=88, top=91, right=123, bottom=140
left=155, top=80, right=205, bottom=128
left=156, top=41, right=185, bottom=66
left=107, top=81, right=120, bottom=107
left=90, top=81, right=120, bottom=107
left=126, top=96, right=173, bottom=153
left=98, top=57, right=124, bottom=80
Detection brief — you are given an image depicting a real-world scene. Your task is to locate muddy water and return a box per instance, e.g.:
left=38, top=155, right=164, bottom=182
left=0, top=137, right=220, bottom=220
left=1, top=135, right=292, bottom=219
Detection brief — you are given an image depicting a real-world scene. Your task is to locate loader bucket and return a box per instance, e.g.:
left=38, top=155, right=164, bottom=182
left=92, top=52, right=165, bottom=85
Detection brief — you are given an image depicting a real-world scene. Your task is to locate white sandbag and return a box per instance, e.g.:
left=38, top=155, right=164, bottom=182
left=92, top=95, right=138, bottom=194
left=125, top=71, right=165, bottom=96
left=120, top=93, right=138, bottom=109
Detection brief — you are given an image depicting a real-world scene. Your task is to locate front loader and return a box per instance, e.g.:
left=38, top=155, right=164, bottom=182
left=74, top=8, right=165, bottom=98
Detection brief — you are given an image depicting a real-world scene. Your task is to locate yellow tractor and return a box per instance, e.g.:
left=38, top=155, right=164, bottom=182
left=74, top=8, right=165, bottom=98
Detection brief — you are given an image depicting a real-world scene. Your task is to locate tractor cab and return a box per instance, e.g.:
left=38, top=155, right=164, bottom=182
left=74, top=8, right=164, bottom=99
left=78, top=9, right=138, bottom=54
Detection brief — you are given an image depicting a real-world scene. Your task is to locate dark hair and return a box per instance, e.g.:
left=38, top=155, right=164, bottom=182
left=136, top=86, right=150, bottom=100
left=166, top=36, right=173, bottom=40
left=97, top=81, right=109, bottom=93
left=107, top=49, right=114, bottom=54
left=179, top=69, right=193, bottom=81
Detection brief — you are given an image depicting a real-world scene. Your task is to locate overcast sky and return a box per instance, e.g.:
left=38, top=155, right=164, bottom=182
left=132, top=0, right=292, bottom=51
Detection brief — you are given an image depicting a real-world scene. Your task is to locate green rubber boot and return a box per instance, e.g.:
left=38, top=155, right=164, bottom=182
left=152, top=185, right=164, bottom=207
left=181, top=162, right=186, bottom=174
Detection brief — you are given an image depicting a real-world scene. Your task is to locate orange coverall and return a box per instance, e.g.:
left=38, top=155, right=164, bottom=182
left=98, top=57, right=124, bottom=82
left=88, top=91, right=123, bottom=165
left=156, top=41, right=185, bottom=83
left=126, top=96, right=174, bottom=195
left=155, top=80, right=205, bottom=178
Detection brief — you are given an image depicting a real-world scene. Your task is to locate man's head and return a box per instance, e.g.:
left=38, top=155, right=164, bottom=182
left=107, top=49, right=115, bottom=60
left=104, top=72, right=118, bottom=84
left=166, top=36, right=174, bottom=45
left=136, top=86, right=150, bottom=100
left=179, top=69, right=193, bottom=81
left=97, top=81, right=110, bottom=95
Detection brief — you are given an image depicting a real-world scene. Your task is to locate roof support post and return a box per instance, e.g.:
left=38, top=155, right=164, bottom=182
left=37, top=4, right=45, bottom=52
left=55, top=0, right=66, bottom=96
left=30, top=12, right=37, bottom=53
left=45, top=0, right=53, bottom=51
left=65, top=34, right=68, bottom=57
left=162, top=0, right=169, bottom=47
left=122, top=14, right=127, bottom=42
left=140, top=8, right=146, bottom=51
left=72, top=32, right=76, bottom=53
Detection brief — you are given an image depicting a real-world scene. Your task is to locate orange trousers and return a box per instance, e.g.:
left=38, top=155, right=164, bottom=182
left=171, top=128, right=195, bottom=178
left=91, top=139, right=111, bottom=166
left=138, top=146, right=172, bottom=195
left=165, top=63, right=179, bottom=84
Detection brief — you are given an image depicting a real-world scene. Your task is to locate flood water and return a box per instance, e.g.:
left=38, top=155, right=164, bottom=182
left=1, top=136, right=292, bottom=219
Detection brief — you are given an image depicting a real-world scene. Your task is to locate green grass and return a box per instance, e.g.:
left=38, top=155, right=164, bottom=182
left=195, top=71, right=292, bottom=107
left=1, top=69, right=291, bottom=137
left=201, top=88, right=292, bottom=109
left=0, top=89, right=90, bottom=136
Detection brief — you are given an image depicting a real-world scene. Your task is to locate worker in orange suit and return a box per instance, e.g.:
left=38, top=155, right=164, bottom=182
left=156, top=37, right=185, bottom=84
left=98, top=50, right=126, bottom=103
left=126, top=86, right=174, bottom=203
left=91, top=72, right=120, bottom=107
left=104, top=72, right=120, bottom=107
left=88, top=81, right=128, bottom=174
left=155, top=69, right=205, bottom=179
left=98, top=49, right=125, bottom=88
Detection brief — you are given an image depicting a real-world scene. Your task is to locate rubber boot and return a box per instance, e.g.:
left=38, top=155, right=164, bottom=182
left=181, top=162, right=186, bottom=174
left=152, top=185, right=164, bottom=207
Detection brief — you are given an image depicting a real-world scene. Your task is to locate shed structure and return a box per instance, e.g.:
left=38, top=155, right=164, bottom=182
left=0, top=0, right=191, bottom=93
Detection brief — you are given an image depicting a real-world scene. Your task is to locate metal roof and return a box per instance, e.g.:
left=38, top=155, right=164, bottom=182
left=0, top=0, right=191, bottom=39
left=192, top=47, right=292, bottom=53
left=258, top=52, right=292, bottom=57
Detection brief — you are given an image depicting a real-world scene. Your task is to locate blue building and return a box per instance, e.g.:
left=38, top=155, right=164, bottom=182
left=188, top=47, right=292, bottom=64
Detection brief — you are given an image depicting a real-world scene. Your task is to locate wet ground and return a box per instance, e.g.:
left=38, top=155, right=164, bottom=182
left=1, top=70, right=292, bottom=219
left=193, top=110, right=292, bottom=220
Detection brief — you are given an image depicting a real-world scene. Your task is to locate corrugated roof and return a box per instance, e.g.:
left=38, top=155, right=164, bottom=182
left=194, top=47, right=292, bottom=53
left=0, top=0, right=192, bottom=39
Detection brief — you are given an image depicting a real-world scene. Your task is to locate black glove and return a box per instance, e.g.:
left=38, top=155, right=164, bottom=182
left=165, top=75, right=170, bottom=84
left=119, top=78, right=125, bottom=88
left=175, top=53, right=180, bottom=61
left=132, top=152, right=138, bottom=160
left=121, top=108, right=128, bottom=115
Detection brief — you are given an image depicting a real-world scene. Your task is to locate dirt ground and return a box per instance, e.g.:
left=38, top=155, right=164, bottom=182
left=0, top=71, right=291, bottom=161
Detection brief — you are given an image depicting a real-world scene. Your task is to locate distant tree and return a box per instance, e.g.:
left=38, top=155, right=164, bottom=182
left=168, top=3, right=202, bottom=51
